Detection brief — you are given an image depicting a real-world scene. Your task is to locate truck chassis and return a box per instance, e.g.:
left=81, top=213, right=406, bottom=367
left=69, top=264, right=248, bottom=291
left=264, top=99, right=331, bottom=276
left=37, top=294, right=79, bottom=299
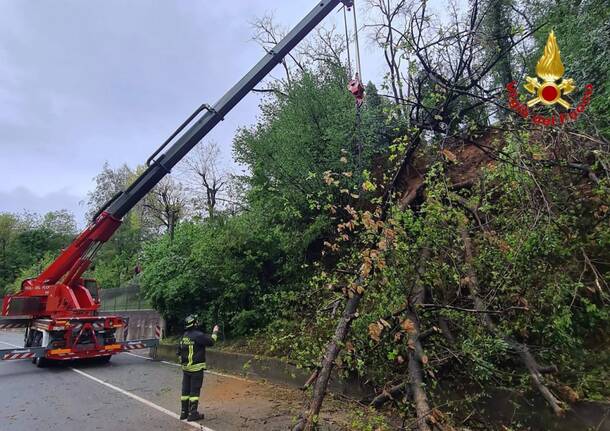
left=0, top=315, right=157, bottom=365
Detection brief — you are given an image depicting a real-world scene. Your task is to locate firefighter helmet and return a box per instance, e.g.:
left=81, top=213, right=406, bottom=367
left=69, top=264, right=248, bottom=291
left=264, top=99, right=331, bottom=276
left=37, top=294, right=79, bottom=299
left=185, top=315, right=198, bottom=329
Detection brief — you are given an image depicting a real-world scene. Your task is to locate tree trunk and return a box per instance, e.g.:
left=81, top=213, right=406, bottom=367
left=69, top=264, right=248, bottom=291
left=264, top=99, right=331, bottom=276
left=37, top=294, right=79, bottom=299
left=370, top=382, right=410, bottom=409
left=404, top=248, right=434, bottom=431
left=292, top=292, right=362, bottom=431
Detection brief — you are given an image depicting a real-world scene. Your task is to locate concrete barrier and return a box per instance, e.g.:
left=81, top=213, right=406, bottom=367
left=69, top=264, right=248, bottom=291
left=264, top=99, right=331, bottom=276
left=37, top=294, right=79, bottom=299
left=99, top=310, right=164, bottom=341
left=154, top=343, right=372, bottom=398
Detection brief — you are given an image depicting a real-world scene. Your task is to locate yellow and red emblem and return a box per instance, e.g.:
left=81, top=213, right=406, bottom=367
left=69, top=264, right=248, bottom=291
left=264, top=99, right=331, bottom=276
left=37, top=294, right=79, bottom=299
left=524, top=31, right=576, bottom=108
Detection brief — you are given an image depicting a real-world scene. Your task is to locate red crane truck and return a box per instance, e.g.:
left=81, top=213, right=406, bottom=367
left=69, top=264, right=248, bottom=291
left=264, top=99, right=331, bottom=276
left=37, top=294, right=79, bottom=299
left=0, top=0, right=358, bottom=366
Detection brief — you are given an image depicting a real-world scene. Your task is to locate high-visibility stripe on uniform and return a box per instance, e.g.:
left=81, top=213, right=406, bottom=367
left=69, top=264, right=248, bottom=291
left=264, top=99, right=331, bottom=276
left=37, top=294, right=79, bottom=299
left=182, top=362, right=206, bottom=372
left=180, top=396, right=189, bottom=401
left=187, top=345, right=194, bottom=367
left=189, top=396, right=199, bottom=402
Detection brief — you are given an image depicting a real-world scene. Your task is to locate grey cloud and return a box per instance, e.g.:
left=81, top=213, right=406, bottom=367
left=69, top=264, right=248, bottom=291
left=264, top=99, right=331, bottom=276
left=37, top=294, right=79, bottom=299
left=0, top=186, right=86, bottom=223
left=0, top=0, right=388, bottom=226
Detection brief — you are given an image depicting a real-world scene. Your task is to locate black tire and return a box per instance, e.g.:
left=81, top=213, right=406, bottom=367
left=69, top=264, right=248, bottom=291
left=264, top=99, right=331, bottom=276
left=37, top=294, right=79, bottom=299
left=98, top=355, right=112, bottom=364
left=34, top=357, right=47, bottom=368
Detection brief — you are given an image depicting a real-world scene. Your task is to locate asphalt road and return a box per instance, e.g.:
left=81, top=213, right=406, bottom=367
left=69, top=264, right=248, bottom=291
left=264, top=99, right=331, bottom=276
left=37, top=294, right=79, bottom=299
left=0, top=331, right=311, bottom=431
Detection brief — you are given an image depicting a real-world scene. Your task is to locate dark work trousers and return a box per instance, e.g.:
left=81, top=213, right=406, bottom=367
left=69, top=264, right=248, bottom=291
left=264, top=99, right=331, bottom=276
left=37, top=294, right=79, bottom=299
left=181, top=370, right=204, bottom=403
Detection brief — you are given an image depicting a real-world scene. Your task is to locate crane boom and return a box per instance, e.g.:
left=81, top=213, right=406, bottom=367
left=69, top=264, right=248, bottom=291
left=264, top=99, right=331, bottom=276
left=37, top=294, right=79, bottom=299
left=2, top=0, right=352, bottom=319
left=109, top=0, right=351, bottom=220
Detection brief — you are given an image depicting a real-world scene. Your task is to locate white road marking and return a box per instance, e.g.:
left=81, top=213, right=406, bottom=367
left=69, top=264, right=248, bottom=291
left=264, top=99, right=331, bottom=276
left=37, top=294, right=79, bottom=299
left=2, top=336, right=247, bottom=428
left=71, top=367, right=214, bottom=431
left=0, top=338, right=213, bottom=430
left=124, top=351, right=253, bottom=383
left=124, top=351, right=151, bottom=360
left=0, top=340, right=21, bottom=348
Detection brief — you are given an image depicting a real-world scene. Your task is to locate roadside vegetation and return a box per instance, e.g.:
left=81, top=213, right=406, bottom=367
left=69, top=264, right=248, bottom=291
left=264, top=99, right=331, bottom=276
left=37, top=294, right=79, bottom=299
left=2, top=0, right=608, bottom=429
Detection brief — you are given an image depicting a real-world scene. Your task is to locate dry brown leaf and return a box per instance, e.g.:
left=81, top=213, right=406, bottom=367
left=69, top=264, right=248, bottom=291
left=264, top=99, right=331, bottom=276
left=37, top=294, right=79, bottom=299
left=595, top=205, right=608, bottom=218
left=431, top=408, right=445, bottom=422
left=360, top=261, right=372, bottom=277
left=362, top=211, right=375, bottom=230
left=368, top=323, right=382, bottom=342
left=555, top=384, right=580, bottom=403
left=379, top=318, right=391, bottom=329
left=323, top=170, right=334, bottom=185
left=442, top=148, right=457, bottom=162
left=345, top=205, right=357, bottom=218
left=498, top=240, right=511, bottom=253
left=401, top=318, right=416, bottom=334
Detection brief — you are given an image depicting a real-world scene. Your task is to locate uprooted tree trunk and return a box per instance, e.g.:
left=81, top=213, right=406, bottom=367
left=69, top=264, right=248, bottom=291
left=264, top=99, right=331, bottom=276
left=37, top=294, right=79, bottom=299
left=292, top=292, right=362, bottom=431
left=404, top=248, right=437, bottom=431
left=458, top=217, right=566, bottom=416
left=398, top=180, right=437, bottom=430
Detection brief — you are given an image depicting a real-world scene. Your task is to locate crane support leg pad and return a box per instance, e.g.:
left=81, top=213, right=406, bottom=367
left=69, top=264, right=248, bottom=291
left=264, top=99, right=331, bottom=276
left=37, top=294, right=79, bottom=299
left=0, top=316, right=33, bottom=330
left=0, top=322, right=29, bottom=329
left=121, top=339, right=159, bottom=350
left=1, top=347, right=46, bottom=360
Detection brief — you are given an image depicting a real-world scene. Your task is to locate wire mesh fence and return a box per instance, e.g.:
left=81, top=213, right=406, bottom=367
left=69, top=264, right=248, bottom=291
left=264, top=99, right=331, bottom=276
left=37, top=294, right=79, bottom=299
left=98, top=285, right=152, bottom=311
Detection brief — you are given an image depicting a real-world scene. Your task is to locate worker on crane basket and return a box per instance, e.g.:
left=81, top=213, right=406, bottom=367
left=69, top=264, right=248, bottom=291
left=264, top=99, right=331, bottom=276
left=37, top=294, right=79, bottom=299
left=177, top=315, right=219, bottom=421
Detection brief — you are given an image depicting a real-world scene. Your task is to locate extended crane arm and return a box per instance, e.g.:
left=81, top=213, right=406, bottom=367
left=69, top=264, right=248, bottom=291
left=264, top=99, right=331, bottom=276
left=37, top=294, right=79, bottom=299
left=11, top=0, right=352, bottom=302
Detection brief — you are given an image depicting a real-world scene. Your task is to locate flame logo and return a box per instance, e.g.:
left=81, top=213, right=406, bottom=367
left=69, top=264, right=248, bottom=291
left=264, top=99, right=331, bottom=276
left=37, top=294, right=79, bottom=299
left=535, top=31, right=565, bottom=82
left=524, top=31, right=575, bottom=109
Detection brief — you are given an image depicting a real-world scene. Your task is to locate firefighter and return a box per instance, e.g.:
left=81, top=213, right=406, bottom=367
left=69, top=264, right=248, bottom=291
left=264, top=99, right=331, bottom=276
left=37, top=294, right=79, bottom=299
left=177, top=315, right=219, bottom=421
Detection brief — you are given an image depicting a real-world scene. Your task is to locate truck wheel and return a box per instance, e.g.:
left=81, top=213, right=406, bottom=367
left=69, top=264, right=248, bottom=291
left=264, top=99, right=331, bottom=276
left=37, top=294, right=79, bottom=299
left=34, top=357, right=47, bottom=368
left=98, top=355, right=112, bottom=364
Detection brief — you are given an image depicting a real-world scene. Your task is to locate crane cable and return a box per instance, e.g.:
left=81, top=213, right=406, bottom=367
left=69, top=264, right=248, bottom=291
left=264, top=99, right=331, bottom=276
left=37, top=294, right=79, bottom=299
left=351, top=0, right=362, bottom=82
left=343, top=0, right=365, bottom=163
left=343, top=6, right=352, bottom=78
left=345, top=0, right=365, bottom=107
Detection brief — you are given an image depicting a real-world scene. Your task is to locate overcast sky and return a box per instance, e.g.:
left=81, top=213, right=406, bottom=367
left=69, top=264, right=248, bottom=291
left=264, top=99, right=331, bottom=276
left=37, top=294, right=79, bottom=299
left=0, top=0, right=446, bottom=227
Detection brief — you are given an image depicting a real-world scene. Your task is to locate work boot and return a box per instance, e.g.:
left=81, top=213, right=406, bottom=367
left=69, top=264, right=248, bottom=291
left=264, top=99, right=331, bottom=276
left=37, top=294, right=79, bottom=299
left=179, top=400, right=189, bottom=420
left=187, top=400, right=204, bottom=421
